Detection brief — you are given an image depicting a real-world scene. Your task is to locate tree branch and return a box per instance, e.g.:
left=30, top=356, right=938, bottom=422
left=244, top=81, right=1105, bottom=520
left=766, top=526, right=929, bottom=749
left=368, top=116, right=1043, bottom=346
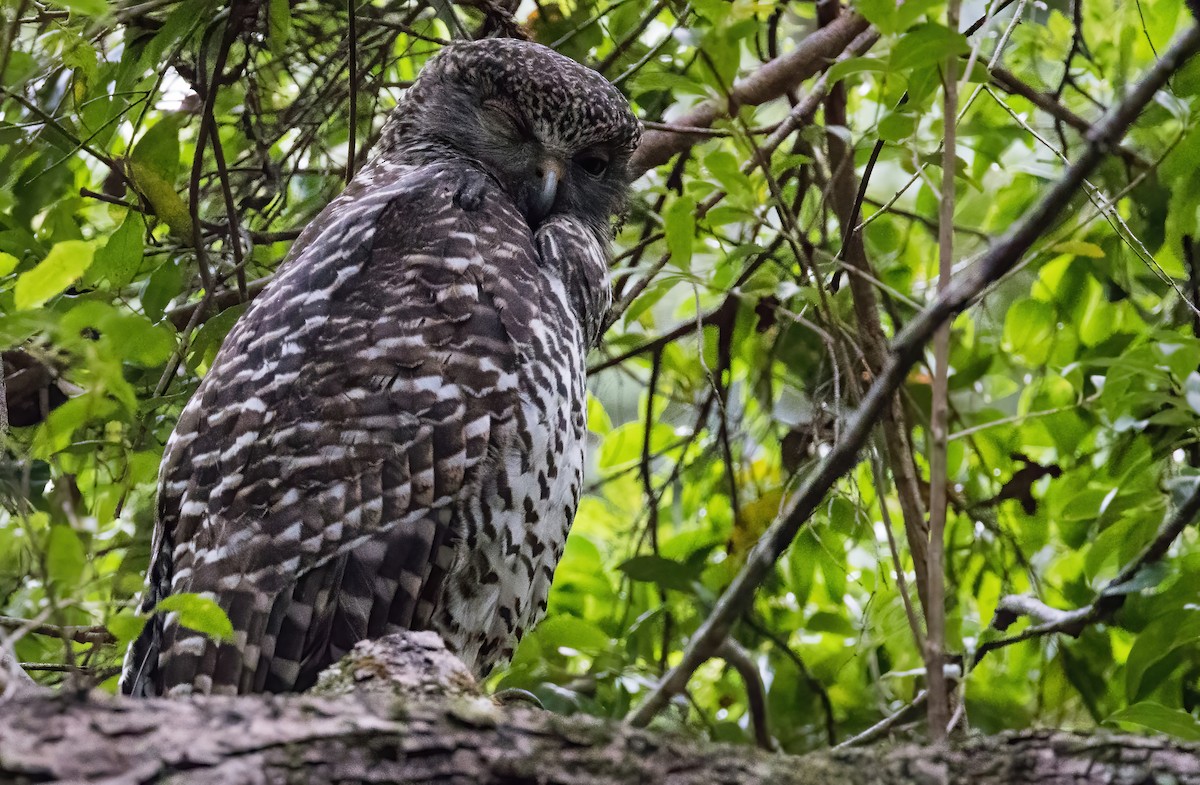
left=4, top=634, right=1200, bottom=784
left=628, top=12, right=870, bottom=176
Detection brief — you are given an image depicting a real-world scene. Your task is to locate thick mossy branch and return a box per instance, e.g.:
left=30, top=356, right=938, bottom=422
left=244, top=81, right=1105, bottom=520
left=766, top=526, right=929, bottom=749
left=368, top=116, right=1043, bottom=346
left=1, top=633, right=1199, bottom=785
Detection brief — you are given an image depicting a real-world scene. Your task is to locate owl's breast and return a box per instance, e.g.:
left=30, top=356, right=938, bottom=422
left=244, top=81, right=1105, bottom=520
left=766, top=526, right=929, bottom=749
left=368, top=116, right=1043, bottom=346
left=429, top=269, right=591, bottom=676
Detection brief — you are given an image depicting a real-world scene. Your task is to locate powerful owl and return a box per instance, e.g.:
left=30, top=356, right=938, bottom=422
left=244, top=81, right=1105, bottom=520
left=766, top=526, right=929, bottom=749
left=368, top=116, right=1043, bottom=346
left=120, top=38, right=640, bottom=696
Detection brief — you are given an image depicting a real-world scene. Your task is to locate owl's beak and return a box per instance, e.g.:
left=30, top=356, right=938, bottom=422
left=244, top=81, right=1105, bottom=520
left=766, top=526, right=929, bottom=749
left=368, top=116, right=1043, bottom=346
left=529, top=158, right=564, bottom=225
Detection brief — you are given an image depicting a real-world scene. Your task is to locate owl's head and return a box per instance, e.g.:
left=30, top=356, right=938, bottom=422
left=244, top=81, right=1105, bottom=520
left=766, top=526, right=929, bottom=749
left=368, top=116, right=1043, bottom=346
left=380, top=38, right=642, bottom=233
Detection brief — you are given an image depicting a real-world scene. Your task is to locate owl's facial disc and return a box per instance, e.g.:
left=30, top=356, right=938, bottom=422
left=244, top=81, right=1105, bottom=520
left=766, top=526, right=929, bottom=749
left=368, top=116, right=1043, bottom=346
left=390, top=39, right=641, bottom=233
left=459, top=95, right=570, bottom=226
left=469, top=104, right=616, bottom=230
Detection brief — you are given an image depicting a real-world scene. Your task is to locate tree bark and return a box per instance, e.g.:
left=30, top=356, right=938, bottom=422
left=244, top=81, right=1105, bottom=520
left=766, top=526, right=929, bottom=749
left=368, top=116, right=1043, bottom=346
left=1, top=633, right=1198, bottom=785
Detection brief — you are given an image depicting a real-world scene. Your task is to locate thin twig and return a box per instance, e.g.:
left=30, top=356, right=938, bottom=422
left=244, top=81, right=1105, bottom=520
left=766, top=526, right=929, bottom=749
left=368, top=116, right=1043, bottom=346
left=346, top=0, right=359, bottom=184
left=745, top=617, right=837, bottom=745
left=819, top=1, right=930, bottom=620
left=834, top=691, right=928, bottom=750
left=868, top=450, right=924, bottom=651
left=187, top=18, right=238, bottom=294
left=718, top=639, right=776, bottom=751
left=594, top=0, right=669, bottom=74
left=209, top=114, right=249, bottom=301
left=19, top=662, right=122, bottom=681
left=924, top=0, right=961, bottom=742
left=0, top=615, right=115, bottom=645
left=0, top=356, right=7, bottom=437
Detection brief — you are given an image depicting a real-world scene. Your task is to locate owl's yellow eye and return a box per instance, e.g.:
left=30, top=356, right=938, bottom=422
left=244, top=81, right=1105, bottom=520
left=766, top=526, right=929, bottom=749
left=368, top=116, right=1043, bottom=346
left=576, top=154, right=608, bottom=177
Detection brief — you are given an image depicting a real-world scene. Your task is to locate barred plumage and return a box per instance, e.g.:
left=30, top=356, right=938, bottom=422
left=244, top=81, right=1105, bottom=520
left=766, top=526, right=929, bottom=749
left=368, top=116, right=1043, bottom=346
left=121, top=38, right=640, bottom=696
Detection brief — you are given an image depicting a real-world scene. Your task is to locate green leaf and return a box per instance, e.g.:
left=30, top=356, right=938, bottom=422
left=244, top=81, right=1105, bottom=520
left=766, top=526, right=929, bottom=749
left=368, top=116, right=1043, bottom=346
left=60, top=301, right=176, bottom=367
left=890, top=23, right=969, bottom=73
left=598, top=421, right=677, bottom=471
left=1107, top=702, right=1200, bottom=741
left=806, top=610, right=857, bottom=636
left=90, top=212, right=144, bottom=288
left=1168, top=474, right=1200, bottom=511
left=47, top=0, right=108, bottom=15
left=188, top=303, right=245, bottom=373
left=1084, top=515, right=1140, bottom=582
left=664, top=195, right=696, bottom=270
left=703, top=150, right=748, bottom=195
left=622, top=276, right=676, bottom=326
left=127, top=161, right=191, bottom=239
left=825, top=56, right=887, bottom=86
left=268, top=0, right=292, bottom=55
left=131, top=116, right=182, bottom=183
left=857, top=0, right=941, bottom=33
left=618, top=554, right=698, bottom=592
left=155, top=593, right=234, bottom=642
left=106, top=313, right=175, bottom=367
left=0, top=251, right=17, bottom=276
left=878, top=111, right=916, bottom=143
left=894, top=0, right=944, bottom=30
left=127, top=117, right=190, bottom=239
left=138, top=2, right=206, bottom=68
left=1104, top=562, right=1169, bottom=597
left=690, top=0, right=726, bottom=22
left=1077, top=280, right=1116, bottom=347
left=14, top=240, right=96, bottom=310
left=631, top=71, right=709, bottom=97
left=787, top=530, right=819, bottom=607
left=532, top=615, right=610, bottom=654
left=106, top=612, right=148, bottom=648
left=2, top=51, right=38, bottom=88
left=142, top=261, right=184, bottom=323
left=855, top=0, right=900, bottom=33
left=1052, top=240, right=1106, bottom=259
left=586, top=392, right=612, bottom=435
left=31, top=396, right=103, bottom=456
left=1125, top=610, right=1200, bottom=702
left=1002, top=298, right=1054, bottom=365
left=46, top=525, right=87, bottom=587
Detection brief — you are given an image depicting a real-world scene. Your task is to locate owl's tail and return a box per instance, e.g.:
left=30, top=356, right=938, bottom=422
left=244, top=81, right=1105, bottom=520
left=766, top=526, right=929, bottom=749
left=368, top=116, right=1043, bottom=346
left=118, top=607, right=162, bottom=697
left=118, top=584, right=275, bottom=697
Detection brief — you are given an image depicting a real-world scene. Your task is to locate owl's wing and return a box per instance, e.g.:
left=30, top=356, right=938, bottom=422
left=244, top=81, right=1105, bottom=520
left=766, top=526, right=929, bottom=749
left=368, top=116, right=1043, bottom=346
left=122, top=163, right=544, bottom=696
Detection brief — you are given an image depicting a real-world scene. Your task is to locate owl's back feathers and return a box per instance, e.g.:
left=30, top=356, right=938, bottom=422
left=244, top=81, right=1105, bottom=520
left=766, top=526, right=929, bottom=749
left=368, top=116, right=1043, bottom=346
left=122, top=161, right=600, bottom=695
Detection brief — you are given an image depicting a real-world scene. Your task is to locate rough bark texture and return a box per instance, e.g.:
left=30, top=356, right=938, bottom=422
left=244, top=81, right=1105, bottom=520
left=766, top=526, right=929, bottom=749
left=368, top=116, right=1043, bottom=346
left=1, top=633, right=1199, bottom=785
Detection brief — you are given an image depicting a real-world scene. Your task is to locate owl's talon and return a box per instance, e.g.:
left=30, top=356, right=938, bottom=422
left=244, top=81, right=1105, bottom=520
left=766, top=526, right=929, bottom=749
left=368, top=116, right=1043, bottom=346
left=492, top=687, right=544, bottom=709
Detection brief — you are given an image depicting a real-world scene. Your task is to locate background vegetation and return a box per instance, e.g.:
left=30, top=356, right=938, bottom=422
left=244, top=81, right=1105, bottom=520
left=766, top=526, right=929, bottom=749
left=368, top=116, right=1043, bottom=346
left=4, top=0, right=1200, bottom=754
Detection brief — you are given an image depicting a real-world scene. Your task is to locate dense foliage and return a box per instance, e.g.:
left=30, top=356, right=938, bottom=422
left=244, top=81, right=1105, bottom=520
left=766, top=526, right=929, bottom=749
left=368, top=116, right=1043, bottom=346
left=5, top=0, right=1200, bottom=753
